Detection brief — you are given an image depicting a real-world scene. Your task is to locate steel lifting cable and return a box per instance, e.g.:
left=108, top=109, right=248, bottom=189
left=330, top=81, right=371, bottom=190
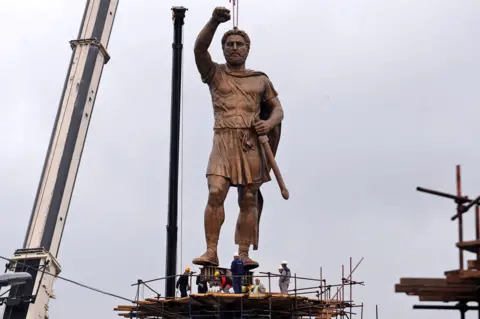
left=0, top=255, right=133, bottom=303
left=229, top=0, right=239, bottom=28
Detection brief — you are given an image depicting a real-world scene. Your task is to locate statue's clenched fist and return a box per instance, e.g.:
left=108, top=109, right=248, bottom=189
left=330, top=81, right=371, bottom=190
left=212, top=7, right=231, bottom=23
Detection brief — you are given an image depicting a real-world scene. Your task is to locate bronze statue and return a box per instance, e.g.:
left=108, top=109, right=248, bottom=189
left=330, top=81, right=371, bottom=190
left=192, top=6, right=285, bottom=270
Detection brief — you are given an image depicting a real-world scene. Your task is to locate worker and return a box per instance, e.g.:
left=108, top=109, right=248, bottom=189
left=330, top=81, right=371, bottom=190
left=242, top=284, right=253, bottom=293
left=176, top=267, right=191, bottom=298
left=279, top=261, right=291, bottom=294
left=251, top=278, right=266, bottom=295
left=231, top=252, right=244, bottom=293
left=217, top=270, right=233, bottom=293
left=196, top=273, right=208, bottom=293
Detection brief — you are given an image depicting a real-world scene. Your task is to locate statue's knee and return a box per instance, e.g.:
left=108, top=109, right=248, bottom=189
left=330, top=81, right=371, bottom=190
left=208, top=187, right=224, bottom=206
left=240, top=191, right=256, bottom=206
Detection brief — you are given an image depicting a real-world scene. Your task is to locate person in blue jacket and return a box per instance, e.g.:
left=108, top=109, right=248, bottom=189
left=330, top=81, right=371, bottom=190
left=230, top=252, right=244, bottom=293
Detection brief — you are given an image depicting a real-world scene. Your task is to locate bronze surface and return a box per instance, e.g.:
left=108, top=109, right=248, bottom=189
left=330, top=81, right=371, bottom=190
left=191, top=7, right=285, bottom=270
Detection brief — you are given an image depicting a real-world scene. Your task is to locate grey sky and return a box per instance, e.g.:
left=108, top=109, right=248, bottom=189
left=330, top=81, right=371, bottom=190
left=1, top=0, right=480, bottom=318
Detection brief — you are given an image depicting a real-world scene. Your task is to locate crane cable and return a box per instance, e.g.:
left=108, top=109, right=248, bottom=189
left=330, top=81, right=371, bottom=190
left=0, top=255, right=133, bottom=303
left=229, top=0, right=239, bottom=28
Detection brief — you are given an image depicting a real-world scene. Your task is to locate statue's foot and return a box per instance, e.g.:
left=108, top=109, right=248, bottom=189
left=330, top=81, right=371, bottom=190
left=192, top=251, right=219, bottom=267
left=240, top=255, right=259, bottom=270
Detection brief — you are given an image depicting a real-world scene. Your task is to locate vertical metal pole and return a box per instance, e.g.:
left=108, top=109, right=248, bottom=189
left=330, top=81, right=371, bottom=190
left=349, top=257, right=352, bottom=319
left=476, top=205, right=480, bottom=258
left=189, top=295, right=192, bottom=318
left=361, top=302, right=364, bottom=319
left=189, top=272, right=193, bottom=295
left=241, top=294, right=243, bottom=318
left=269, top=296, right=272, bottom=319
left=294, top=274, right=297, bottom=312
left=376, top=304, right=378, bottom=319
left=341, top=264, right=345, bottom=319
left=319, top=267, right=323, bottom=300
left=268, top=272, right=271, bottom=293
left=165, top=6, right=187, bottom=298
left=456, top=165, right=464, bottom=270
left=136, top=280, right=141, bottom=319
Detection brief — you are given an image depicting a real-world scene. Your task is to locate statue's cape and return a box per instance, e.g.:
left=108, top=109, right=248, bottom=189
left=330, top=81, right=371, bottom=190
left=225, top=66, right=282, bottom=250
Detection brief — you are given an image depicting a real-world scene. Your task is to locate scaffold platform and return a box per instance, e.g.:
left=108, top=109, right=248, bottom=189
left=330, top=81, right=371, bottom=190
left=115, top=257, right=364, bottom=318
left=114, top=292, right=349, bottom=318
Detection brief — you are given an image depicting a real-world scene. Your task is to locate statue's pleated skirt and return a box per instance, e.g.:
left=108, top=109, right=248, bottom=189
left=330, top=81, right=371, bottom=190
left=206, top=128, right=271, bottom=186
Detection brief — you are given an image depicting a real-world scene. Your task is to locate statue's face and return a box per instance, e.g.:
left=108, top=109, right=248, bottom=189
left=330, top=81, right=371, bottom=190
left=223, top=34, right=249, bottom=66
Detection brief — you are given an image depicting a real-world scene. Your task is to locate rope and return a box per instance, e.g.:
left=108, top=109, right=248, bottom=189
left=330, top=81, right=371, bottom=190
left=0, top=255, right=134, bottom=303
left=229, top=0, right=239, bottom=28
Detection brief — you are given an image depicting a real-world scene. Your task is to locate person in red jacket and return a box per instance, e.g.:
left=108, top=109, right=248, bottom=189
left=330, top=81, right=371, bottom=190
left=217, top=271, right=233, bottom=293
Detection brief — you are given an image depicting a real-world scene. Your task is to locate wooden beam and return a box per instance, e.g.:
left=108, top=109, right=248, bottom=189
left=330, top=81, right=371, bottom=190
left=395, top=284, right=477, bottom=294
left=457, top=240, right=480, bottom=253
left=468, top=259, right=480, bottom=270
left=399, top=278, right=447, bottom=285
left=419, top=295, right=475, bottom=302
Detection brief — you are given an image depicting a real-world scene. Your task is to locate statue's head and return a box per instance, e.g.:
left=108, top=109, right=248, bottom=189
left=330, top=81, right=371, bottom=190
left=221, top=27, right=250, bottom=66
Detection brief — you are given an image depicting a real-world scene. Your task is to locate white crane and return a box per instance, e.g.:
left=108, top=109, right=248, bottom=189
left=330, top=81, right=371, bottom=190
left=2, top=1, right=119, bottom=318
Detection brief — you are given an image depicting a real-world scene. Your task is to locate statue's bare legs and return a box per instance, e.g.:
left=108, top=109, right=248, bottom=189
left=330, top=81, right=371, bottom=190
left=193, top=175, right=229, bottom=266
left=193, top=176, right=261, bottom=268
left=236, top=183, right=261, bottom=268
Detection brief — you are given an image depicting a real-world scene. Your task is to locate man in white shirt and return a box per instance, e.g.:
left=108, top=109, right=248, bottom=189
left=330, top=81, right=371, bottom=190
left=279, top=261, right=291, bottom=294
left=251, top=278, right=266, bottom=295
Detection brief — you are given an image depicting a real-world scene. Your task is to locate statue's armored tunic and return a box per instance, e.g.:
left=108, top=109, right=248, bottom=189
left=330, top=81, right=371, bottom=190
left=203, top=63, right=278, bottom=186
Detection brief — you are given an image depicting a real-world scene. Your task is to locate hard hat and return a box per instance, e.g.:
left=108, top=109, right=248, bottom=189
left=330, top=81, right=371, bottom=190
left=215, top=271, right=220, bottom=276
left=281, top=260, right=288, bottom=264
left=234, top=252, right=239, bottom=256
left=185, top=267, right=191, bottom=271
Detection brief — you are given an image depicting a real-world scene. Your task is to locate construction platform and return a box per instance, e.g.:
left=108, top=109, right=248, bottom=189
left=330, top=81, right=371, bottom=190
left=114, top=293, right=349, bottom=318
left=114, top=257, right=364, bottom=318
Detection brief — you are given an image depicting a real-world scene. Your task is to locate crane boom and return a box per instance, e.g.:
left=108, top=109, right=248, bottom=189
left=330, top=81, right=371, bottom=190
left=3, top=1, right=119, bottom=318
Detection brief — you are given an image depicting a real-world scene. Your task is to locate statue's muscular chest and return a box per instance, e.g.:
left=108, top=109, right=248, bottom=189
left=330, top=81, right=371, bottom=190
left=212, top=74, right=264, bottom=112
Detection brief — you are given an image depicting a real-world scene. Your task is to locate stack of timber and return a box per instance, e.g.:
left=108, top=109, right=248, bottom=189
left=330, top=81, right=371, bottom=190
left=114, top=293, right=347, bottom=318
left=395, top=165, right=480, bottom=312
left=395, top=268, right=480, bottom=303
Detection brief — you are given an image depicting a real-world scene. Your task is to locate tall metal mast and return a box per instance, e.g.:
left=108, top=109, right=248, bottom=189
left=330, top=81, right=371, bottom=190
left=3, top=1, right=119, bottom=318
left=165, top=6, right=187, bottom=299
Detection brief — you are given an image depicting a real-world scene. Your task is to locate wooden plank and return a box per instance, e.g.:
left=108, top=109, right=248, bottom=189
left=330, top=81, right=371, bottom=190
left=468, top=260, right=480, bottom=270
left=458, top=270, right=480, bottom=279
left=419, top=295, right=475, bottom=302
left=457, top=240, right=480, bottom=253
left=145, top=298, right=164, bottom=303
left=399, top=278, right=447, bottom=285
left=444, top=270, right=480, bottom=284
left=395, top=284, right=477, bottom=294
left=399, top=275, right=479, bottom=286
left=419, top=295, right=455, bottom=302
left=114, top=306, right=136, bottom=310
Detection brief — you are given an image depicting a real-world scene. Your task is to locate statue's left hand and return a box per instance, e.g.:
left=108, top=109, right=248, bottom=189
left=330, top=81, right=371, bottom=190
left=254, top=120, right=271, bottom=135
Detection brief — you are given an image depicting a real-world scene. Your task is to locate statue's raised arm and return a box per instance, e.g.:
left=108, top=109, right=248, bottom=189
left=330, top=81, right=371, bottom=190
left=194, top=7, right=231, bottom=81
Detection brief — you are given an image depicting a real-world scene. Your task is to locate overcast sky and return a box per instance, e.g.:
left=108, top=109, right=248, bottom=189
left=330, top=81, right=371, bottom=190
left=1, top=0, right=480, bottom=318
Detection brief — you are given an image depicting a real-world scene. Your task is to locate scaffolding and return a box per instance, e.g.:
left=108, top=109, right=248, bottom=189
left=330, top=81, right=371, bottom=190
left=114, top=257, right=365, bottom=318
left=395, top=165, right=480, bottom=319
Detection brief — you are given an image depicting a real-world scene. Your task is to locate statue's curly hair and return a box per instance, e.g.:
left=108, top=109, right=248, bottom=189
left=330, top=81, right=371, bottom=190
left=221, top=27, right=250, bottom=50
